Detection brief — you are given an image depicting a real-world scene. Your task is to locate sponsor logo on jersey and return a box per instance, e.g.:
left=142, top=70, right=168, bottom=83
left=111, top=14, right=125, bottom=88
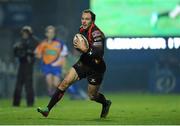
left=92, top=30, right=101, bottom=38
left=90, top=78, right=96, bottom=83
left=94, top=37, right=102, bottom=41
left=93, top=41, right=102, bottom=46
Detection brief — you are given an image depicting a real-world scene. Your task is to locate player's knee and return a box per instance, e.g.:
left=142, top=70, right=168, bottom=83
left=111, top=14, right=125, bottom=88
left=58, top=79, right=69, bottom=90
left=89, top=95, right=96, bottom=101
left=88, top=94, right=97, bottom=101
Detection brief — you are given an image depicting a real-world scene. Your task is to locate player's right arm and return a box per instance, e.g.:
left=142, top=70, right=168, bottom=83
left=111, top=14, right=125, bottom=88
left=34, top=42, right=45, bottom=59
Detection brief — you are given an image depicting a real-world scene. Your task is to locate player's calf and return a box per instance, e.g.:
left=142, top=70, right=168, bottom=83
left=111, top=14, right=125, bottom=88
left=88, top=92, right=112, bottom=118
left=100, top=100, right=112, bottom=118
left=37, top=88, right=65, bottom=117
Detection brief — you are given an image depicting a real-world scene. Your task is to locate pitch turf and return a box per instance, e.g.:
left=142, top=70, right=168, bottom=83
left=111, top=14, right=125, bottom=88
left=0, top=93, right=179, bottom=125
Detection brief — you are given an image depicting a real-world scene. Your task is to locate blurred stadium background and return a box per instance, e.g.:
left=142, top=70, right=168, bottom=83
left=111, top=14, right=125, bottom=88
left=0, top=0, right=179, bottom=124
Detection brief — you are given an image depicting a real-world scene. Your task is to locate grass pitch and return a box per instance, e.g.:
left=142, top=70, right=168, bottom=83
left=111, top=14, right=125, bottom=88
left=0, top=93, right=179, bottom=125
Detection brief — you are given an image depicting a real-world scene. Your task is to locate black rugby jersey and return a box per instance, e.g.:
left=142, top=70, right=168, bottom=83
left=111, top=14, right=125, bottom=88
left=78, top=23, right=106, bottom=71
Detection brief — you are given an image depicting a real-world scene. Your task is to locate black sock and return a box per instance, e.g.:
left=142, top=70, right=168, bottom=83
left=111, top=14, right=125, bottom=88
left=94, top=93, right=107, bottom=106
left=47, top=88, right=65, bottom=111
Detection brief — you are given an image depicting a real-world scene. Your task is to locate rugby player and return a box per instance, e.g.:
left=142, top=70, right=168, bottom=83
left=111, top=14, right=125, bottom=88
left=37, top=9, right=111, bottom=118
left=35, top=26, right=64, bottom=96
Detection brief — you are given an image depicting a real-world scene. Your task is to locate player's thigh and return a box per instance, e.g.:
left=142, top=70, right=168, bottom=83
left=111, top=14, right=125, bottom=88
left=87, top=84, right=100, bottom=99
left=58, top=67, right=79, bottom=90
left=53, top=75, right=60, bottom=87
left=87, top=69, right=104, bottom=86
left=46, top=74, right=53, bottom=86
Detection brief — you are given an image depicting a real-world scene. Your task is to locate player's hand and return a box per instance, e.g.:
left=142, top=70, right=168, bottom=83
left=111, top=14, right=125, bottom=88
left=73, top=39, right=88, bottom=53
left=51, top=62, right=60, bottom=67
left=51, top=59, right=64, bottom=67
left=14, top=42, right=22, bottom=48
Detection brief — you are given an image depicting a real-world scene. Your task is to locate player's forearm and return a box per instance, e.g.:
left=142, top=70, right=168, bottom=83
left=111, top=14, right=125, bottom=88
left=52, top=57, right=65, bottom=66
left=35, top=54, right=42, bottom=59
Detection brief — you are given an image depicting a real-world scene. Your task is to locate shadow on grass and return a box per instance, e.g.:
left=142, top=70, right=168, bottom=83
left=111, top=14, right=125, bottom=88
left=85, top=117, right=119, bottom=123
left=38, top=117, right=63, bottom=120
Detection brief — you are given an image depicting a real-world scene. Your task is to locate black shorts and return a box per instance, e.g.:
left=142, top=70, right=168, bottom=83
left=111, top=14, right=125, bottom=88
left=73, top=60, right=106, bottom=85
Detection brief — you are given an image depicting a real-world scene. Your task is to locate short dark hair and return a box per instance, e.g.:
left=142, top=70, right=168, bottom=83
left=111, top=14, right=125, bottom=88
left=82, top=9, right=96, bottom=22
left=21, top=26, right=33, bottom=35
left=45, top=25, right=56, bottom=32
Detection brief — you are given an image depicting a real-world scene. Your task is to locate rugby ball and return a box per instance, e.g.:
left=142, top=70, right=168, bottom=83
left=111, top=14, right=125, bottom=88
left=73, top=33, right=89, bottom=52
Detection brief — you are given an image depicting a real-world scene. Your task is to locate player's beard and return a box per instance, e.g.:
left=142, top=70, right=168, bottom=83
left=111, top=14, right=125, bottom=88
left=82, top=22, right=92, bottom=30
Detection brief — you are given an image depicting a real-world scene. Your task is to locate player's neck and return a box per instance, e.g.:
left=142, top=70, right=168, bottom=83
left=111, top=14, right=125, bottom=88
left=47, top=39, right=53, bottom=43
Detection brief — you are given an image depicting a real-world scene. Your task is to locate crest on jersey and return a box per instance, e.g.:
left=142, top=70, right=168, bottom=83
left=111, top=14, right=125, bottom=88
left=92, top=30, right=101, bottom=38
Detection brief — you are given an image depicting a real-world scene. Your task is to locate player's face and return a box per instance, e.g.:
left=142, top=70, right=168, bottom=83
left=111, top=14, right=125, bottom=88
left=45, top=28, right=55, bottom=40
left=81, top=12, right=92, bottom=30
left=22, top=32, right=29, bottom=39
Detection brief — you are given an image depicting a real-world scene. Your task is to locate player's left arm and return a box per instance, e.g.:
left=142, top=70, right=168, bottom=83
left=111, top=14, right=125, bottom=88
left=52, top=43, right=68, bottom=67
left=34, top=42, right=44, bottom=59
left=86, top=30, right=104, bottom=58
left=51, top=56, right=65, bottom=67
